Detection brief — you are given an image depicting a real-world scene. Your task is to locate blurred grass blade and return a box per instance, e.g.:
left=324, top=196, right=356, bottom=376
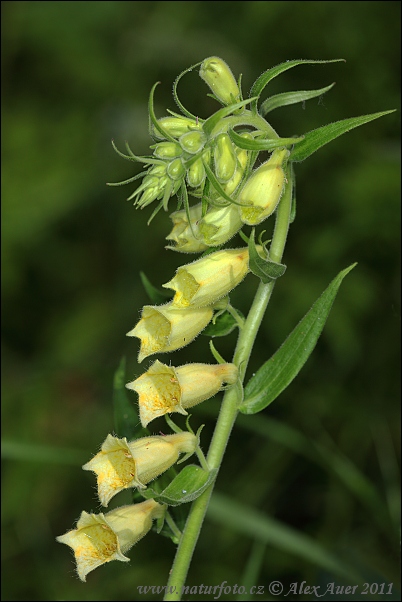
left=289, top=110, right=396, bottom=162
left=1, top=440, right=86, bottom=465
left=208, top=492, right=359, bottom=581
left=240, top=264, right=357, bottom=414
left=237, top=540, right=266, bottom=601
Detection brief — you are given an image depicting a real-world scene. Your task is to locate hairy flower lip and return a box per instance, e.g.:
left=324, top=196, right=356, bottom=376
left=127, top=359, right=238, bottom=427
left=127, top=302, right=213, bottom=362
left=56, top=500, right=164, bottom=582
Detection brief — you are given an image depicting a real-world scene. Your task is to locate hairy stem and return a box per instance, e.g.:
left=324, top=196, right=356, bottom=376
left=164, top=171, right=292, bottom=601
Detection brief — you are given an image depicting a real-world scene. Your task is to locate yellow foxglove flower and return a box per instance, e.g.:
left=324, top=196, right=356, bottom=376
left=198, top=203, right=243, bottom=246
left=83, top=432, right=197, bottom=505
left=127, top=302, right=213, bottom=362
left=127, top=359, right=238, bottom=427
left=163, top=248, right=249, bottom=308
left=166, top=203, right=208, bottom=253
left=56, top=500, right=164, bottom=581
left=199, top=56, right=240, bottom=105
left=239, top=149, right=289, bottom=225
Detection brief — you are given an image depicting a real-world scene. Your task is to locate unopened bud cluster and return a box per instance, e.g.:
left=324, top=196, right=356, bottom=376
left=58, top=56, right=288, bottom=582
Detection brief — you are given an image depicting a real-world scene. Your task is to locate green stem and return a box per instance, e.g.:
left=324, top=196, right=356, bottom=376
left=164, top=169, right=292, bottom=601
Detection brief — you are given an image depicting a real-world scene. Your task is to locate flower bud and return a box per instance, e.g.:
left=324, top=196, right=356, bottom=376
left=153, top=116, right=202, bottom=140
left=56, top=500, right=164, bottom=581
left=214, top=133, right=237, bottom=183
left=83, top=432, right=197, bottom=505
left=239, top=149, right=289, bottom=225
left=199, top=56, right=240, bottom=105
left=223, top=133, right=252, bottom=195
left=127, top=302, right=213, bottom=362
left=186, top=157, right=206, bottom=189
left=198, top=203, right=243, bottom=247
left=166, top=203, right=209, bottom=253
left=167, top=157, right=185, bottom=181
left=153, top=141, right=182, bottom=159
left=179, top=131, right=207, bottom=155
left=163, top=247, right=249, bottom=308
left=127, top=359, right=238, bottom=426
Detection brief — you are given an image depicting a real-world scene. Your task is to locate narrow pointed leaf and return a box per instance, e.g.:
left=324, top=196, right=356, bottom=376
left=289, top=110, right=396, bottom=162
left=113, top=357, right=142, bottom=440
left=249, top=229, right=286, bottom=284
left=260, top=83, right=335, bottom=116
left=140, top=271, right=172, bottom=304
left=240, top=263, right=357, bottom=414
left=148, top=82, right=176, bottom=143
left=249, top=59, right=344, bottom=113
left=172, top=61, right=203, bottom=120
left=154, top=465, right=218, bottom=506
left=229, top=128, right=303, bottom=151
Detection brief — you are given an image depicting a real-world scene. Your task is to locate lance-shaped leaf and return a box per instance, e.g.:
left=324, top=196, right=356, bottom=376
left=289, top=110, right=396, bottom=162
left=140, top=271, right=172, bottom=305
left=249, top=59, right=344, bottom=113
left=153, top=465, right=218, bottom=506
left=248, top=229, right=286, bottom=284
left=260, top=83, right=335, bottom=116
left=229, top=128, right=303, bottom=151
left=113, top=357, right=143, bottom=441
left=240, top=263, right=357, bottom=414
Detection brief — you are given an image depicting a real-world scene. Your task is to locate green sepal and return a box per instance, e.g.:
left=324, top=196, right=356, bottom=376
left=148, top=82, right=176, bottom=143
left=113, top=357, right=144, bottom=440
left=152, top=465, right=218, bottom=506
left=240, top=263, right=357, bottom=414
left=260, top=83, right=335, bottom=116
left=229, top=129, right=303, bottom=151
left=140, top=271, right=172, bottom=304
left=202, top=308, right=244, bottom=337
left=289, top=110, right=396, bottom=162
left=202, top=97, right=258, bottom=137
left=172, top=61, right=203, bottom=120
left=249, top=59, right=345, bottom=113
left=248, top=229, right=286, bottom=284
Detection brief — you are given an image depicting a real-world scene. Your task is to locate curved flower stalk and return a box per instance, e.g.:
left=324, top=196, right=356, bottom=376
left=56, top=500, right=165, bottom=581
left=83, top=432, right=197, bottom=506
left=126, top=359, right=238, bottom=427
left=127, top=302, right=213, bottom=362
left=163, top=247, right=250, bottom=308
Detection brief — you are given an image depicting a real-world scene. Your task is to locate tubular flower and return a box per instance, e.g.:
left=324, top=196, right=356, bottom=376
left=214, top=133, right=237, bottom=183
left=198, top=203, right=243, bottom=246
left=56, top=500, right=165, bottom=582
left=163, top=248, right=249, bottom=308
left=152, top=116, right=202, bottom=140
left=165, top=203, right=208, bottom=253
left=83, top=432, right=197, bottom=505
left=239, top=148, right=289, bottom=225
left=199, top=56, right=240, bottom=105
left=127, top=302, right=213, bottom=362
left=127, top=359, right=238, bottom=427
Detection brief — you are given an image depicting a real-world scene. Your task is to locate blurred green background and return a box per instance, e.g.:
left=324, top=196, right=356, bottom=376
left=1, top=2, right=400, bottom=600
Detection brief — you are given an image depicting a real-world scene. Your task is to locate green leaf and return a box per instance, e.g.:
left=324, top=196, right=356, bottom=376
left=249, top=59, right=345, bottom=113
left=140, top=271, right=172, bottom=305
left=289, top=110, right=396, bottom=162
left=229, top=128, right=303, bottom=151
left=154, top=465, right=217, bottom=506
left=202, top=309, right=244, bottom=337
left=260, top=83, right=335, bottom=116
left=208, top=493, right=359, bottom=581
left=148, top=82, right=176, bottom=143
left=113, top=357, right=142, bottom=440
left=248, top=229, right=286, bottom=284
left=240, top=263, right=357, bottom=414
